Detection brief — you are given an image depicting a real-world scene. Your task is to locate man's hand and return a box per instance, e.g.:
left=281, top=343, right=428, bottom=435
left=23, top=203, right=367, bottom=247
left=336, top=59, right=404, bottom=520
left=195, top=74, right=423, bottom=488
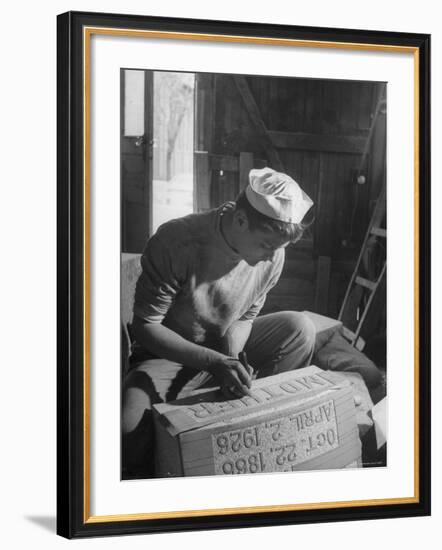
left=131, top=317, right=255, bottom=399
left=208, top=356, right=254, bottom=399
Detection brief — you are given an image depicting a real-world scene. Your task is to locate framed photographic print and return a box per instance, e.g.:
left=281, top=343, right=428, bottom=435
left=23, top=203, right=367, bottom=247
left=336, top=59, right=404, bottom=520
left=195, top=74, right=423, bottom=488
left=57, top=10, right=431, bottom=538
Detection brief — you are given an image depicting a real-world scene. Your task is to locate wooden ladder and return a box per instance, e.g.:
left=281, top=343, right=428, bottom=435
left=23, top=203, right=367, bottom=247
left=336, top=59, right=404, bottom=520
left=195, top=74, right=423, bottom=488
left=338, top=183, right=386, bottom=351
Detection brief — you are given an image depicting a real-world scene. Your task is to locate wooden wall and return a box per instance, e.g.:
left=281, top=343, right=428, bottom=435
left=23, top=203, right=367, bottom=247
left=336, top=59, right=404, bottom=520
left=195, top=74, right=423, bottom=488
left=195, top=74, right=386, bottom=318
left=121, top=71, right=153, bottom=253
left=120, top=70, right=387, bottom=330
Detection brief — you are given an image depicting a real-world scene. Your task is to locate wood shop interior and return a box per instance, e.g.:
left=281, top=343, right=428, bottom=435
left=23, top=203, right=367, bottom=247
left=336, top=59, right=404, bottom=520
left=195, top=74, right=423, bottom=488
left=121, top=69, right=388, bottom=472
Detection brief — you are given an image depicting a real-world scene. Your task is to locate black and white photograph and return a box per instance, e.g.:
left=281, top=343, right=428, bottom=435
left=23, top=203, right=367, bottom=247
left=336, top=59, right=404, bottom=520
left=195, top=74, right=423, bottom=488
left=53, top=7, right=430, bottom=539
left=1, top=0, right=436, bottom=543
left=120, top=70, right=388, bottom=480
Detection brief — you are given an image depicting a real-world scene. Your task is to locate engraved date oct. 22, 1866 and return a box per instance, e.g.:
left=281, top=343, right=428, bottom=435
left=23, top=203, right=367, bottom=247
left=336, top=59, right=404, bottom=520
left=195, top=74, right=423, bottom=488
left=212, top=400, right=339, bottom=475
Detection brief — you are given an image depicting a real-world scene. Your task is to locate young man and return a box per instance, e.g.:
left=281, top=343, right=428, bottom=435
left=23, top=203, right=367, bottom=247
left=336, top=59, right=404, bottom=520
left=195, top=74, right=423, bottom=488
left=122, top=167, right=315, bottom=477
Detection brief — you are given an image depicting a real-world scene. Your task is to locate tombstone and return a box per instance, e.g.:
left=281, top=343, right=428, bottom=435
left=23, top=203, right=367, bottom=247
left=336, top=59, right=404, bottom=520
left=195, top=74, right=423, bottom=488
left=153, top=366, right=362, bottom=477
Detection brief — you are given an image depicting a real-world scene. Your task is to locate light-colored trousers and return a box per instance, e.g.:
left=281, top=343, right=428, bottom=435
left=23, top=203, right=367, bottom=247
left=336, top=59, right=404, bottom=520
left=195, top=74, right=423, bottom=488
left=122, top=311, right=316, bottom=478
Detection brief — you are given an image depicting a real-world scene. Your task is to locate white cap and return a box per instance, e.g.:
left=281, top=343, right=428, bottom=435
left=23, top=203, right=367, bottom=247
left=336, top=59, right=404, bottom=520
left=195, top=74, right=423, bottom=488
left=245, top=167, right=313, bottom=223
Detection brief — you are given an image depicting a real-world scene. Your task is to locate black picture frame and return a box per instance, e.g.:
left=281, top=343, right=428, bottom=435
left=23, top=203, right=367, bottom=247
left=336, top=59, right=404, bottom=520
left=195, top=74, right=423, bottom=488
left=57, top=10, right=431, bottom=539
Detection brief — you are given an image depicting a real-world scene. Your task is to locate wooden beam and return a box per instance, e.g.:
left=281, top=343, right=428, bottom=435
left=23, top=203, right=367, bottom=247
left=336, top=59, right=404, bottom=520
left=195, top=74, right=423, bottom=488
left=194, top=151, right=211, bottom=211
left=239, top=152, right=254, bottom=191
left=314, top=256, right=331, bottom=315
left=269, top=130, right=368, bottom=155
left=355, top=276, right=376, bottom=291
left=371, top=226, right=387, bottom=238
left=209, top=154, right=268, bottom=173
left=209, top=154, right=239, bottom=172
left=195, top=74, right=215, bottom=151
left=233, top=76, right=284, bottom=172
left=315, top=153, right=335, bottom=257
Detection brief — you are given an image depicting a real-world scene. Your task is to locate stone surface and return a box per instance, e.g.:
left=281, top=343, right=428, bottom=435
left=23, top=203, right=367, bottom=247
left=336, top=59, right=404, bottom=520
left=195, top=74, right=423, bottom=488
left=326, top=371, right=374, bottom=436
left=211, top=398, right=339, bottom=475
left=372, top=397, right=387, bottom=449
left=154, top=367, right=361, bottom=477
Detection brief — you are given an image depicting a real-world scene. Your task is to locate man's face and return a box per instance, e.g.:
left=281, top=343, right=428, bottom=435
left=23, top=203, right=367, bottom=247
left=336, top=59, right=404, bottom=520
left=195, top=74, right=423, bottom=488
left=232, top=213, right=291, bottom=265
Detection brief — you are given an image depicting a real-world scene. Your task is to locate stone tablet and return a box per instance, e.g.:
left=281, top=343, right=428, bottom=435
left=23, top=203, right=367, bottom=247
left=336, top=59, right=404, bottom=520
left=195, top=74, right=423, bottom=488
left=155, top=367, right=340, bottom=435
left=211, top=399, right=339, bottom=475
left=153, top=367, right=361, bottom=477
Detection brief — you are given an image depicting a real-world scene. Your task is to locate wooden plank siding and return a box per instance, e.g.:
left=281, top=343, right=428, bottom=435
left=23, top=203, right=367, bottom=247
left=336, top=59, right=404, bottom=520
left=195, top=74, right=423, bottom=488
left=239, top=152, right=254, bottom=191
left=194, top=151, right=210, bottom=211
left=119, top=69, right=385, bottom=331
left=233, top=76, right=284, bottom=171
left=193, top=75, right=387, bottom=317
left=269, top=131, right=368, bottom=154
left=120, top=71, right=153, bottom=253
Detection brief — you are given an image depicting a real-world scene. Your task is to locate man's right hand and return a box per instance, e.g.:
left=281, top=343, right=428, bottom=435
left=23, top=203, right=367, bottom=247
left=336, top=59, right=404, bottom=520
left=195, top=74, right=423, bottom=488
left=131, top=319, right=254, bottom=398
left=208, top=357, right=253, bottom=399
